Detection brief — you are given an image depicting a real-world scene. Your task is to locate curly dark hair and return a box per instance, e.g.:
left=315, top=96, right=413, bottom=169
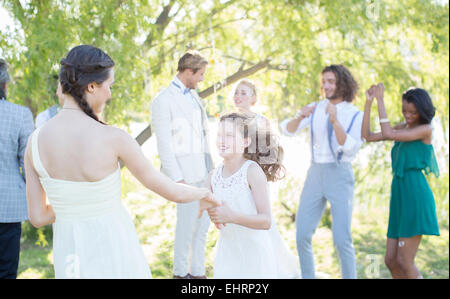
left=219, top=112, right=286, bottom=182
left=59, top=45, right=115, bottom=124
left=321, top=64, right=359, bottom=102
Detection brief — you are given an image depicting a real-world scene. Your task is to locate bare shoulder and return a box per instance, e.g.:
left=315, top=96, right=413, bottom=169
left=420, top=123, right=432, bottom=131
left=406, top=123, right=432, bottom=135
left=418, top=123, right=433, bottom=143
left=395, top=123, right=431, bottom=133
left=393, top=122, right=407, bottom=130
left=392, top=123, right=432, bottom=143
left=103, top=126, right=135, bottom=146
left=247, top=161, right=267, bottom=186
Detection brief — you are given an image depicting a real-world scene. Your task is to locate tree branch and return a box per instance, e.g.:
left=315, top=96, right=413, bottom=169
left=129, top=59, right=272, bottom=152
left=144, top=0, right=176, bottom=48
left=199, top=59, right=271, bottom=98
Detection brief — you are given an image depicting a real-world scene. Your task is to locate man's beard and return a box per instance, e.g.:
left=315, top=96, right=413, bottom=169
left=327, top=90, right=340, bottom=100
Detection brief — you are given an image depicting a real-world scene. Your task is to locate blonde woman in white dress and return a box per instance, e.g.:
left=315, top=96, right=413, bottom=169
left=24, top=45, right=218, bottom=279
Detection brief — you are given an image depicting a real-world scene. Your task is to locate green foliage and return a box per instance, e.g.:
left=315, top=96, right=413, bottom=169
left=21, top=222, right=52, bottom=247
left=1, top=0, right=447, bottom=126
left=1, top=0, right=447, bottom=278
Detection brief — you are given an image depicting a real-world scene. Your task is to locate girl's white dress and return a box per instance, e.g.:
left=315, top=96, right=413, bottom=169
left=31, top=127, right=151, bottom=278
left=211, top=159, right=300, bottom=278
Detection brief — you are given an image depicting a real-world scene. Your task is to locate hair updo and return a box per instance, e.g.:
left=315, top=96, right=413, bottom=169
left=59, top=45, right=114, bottom=124
left=220, top=112, right=286, bottom=182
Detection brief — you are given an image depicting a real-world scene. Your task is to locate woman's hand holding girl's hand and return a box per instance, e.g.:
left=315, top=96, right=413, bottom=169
left=207, top=201, right=235, bottom=226
left=198, top=190, right=221, bottom=218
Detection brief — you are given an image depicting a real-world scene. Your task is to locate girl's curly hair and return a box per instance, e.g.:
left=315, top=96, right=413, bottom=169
left=220, top=112, right=286, bottom=182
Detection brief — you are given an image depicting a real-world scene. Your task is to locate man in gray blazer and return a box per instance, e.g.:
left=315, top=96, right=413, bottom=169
left=0, top=59, right=35, bottom=279
left=151, top=51, right=213, bottom=279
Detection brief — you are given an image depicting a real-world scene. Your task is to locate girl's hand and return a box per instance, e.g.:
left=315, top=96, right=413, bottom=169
left=207, top=201, right=235, bottom=224
left=198, top=190, right=221, bottom=218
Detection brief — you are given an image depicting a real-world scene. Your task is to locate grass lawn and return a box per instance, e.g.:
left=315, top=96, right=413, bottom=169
left=17, top=181, right=449, bottom=279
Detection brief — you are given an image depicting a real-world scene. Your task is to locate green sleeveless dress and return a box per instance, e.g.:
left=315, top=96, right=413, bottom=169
left=387, top=140, right=440, bottom=239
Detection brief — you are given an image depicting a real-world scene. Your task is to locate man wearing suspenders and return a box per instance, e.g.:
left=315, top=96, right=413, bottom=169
left=280, top=65, right=363, bottom=279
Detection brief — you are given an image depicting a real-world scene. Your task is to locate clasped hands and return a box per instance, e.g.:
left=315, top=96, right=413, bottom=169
left=365, top=83, right=385, bottom=103
left=198, top=191, right=232, bottom=230
left=295, top=102, right=338, bottom=125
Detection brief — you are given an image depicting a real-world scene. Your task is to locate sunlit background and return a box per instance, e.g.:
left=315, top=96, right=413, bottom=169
left=1, top=0, right=448, bottom=278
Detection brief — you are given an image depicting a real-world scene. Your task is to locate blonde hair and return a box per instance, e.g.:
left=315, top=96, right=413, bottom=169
left=236, top=79, right=257, bottom=98
left=177, top=50, right=208, bottom=74
left=219, top=112, right=285, bottom=182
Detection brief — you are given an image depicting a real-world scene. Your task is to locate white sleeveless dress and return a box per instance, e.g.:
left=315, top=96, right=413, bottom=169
left=211, top=160, right=300, bottom=278
left=31, top=127, right=151, bottom=279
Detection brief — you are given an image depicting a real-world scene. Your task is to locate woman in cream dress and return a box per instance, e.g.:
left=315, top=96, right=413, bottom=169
left=24, top=45, right=218, bottom=278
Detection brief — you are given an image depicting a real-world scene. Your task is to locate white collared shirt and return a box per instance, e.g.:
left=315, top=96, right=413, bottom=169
left=280, top=99, right=364, bottom=163
left=172, top=76, right=201, bottom=111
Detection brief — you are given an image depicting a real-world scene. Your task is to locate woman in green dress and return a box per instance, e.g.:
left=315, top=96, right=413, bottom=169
left=362, top=84, right=440, bottom=279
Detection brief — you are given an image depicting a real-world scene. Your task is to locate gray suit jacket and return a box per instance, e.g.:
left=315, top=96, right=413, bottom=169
left=0, top=99, right=35, bottom=222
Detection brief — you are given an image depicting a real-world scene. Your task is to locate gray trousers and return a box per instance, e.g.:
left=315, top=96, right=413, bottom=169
left=296, top=162, right=357, bottom=279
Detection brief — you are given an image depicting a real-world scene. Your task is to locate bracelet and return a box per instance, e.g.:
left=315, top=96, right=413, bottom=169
left=295, top=111, right=304, bottom=119
left=379, top=118, right=390, bottom=124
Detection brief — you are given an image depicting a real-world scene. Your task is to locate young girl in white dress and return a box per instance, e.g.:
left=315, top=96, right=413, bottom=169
left=207, top=112, right=300, bottom=279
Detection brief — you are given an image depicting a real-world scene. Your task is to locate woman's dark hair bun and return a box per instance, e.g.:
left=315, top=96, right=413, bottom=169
left=59, top=45, right=114, bottom=124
